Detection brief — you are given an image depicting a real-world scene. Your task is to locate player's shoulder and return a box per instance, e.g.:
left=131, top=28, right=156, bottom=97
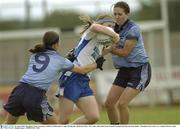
left=82, top=30, right=96, bottom=40
left=44, top=50, right=65, bottom=61
left=128, top=20, right=140, bottom=29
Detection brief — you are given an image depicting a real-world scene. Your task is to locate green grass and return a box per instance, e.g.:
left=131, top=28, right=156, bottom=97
left=129, top=106, right=180, bottom=124
left=1, top=106, right=180, bottom=124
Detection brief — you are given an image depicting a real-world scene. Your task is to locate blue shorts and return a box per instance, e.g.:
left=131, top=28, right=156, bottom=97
left=62, top=73, right=93, bottom=102
left=113, top=62, right=151, bottom=91
left=3, top=83, right=54, bottom=122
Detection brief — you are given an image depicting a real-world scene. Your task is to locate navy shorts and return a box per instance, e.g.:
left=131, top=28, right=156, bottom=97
left=3, top=83, right=54, bottom=122
left=61, top=73, right=93, bottom=102
left=113, top=62, right=151, bottom=91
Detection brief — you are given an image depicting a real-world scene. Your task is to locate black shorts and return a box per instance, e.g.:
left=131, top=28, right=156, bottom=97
left=3, top=83, right=54, bottom=122
left=113, top=62, right=151, bottom=91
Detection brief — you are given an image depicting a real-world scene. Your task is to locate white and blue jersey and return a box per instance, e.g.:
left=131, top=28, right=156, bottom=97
left=58, top=30, right=104, bottom=102
left=112, top=19, right=149, bottom=68
left=58, top=30, right=103, bottom=87
left=20, top=50, right=74, bottom=91
left=74, top=30, right=104, bottom=67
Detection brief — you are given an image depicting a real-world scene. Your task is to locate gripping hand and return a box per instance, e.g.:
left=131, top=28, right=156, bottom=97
left=66, top=48, right=76, bottom=62
left=96, top=56, right=106, bottom=70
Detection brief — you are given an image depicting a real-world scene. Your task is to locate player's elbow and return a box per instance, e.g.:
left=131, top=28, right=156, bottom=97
left=116, top=50, right=129, bottom=57
left=113, top=49, right=129, bottom=57
left=121, top=51, right=129, bottom=57
left=89, top=24, right=100, bottom=32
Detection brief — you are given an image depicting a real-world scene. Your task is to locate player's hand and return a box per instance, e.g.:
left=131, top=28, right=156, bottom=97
left=112, top=33, right=120, bottom=44
left=66, top=48, right=76, bottom=62
left=96, top=56, right=106, bottom=70
left=104, top=45, right=113, bottom=53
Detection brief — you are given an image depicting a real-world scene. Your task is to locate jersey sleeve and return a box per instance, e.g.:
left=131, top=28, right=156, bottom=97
left=61, top=57, right=74, bottom=71
left=126, top=26, right=140, bottom=40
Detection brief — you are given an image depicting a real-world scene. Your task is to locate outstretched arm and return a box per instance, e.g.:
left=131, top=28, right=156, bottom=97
left=71, top=63, right=97, bottom=74
left=70, top=57, right=106, bottom=74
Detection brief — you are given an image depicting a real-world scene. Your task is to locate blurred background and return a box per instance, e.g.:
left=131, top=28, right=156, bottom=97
left=0, top=0, right=180, bottom=124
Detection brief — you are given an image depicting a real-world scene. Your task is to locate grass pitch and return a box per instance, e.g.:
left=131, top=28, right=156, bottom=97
left=0, top=105, right=180, bottom=124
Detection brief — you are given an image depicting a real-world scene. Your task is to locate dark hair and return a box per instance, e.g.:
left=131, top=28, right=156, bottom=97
left=114, top=1, right=130, bottom=14
left=29, top=31, right=59, bottom=53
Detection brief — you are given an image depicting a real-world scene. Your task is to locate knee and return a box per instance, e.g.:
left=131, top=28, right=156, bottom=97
left=59, top=119, right=69, bottom=124
left=64, top=110, right=72, bottom=116
left=59, top=115, right=69, bottom=124
left=87, top=114, right=100, bottom=124
left=4, top=113, right=18, bottom=124
left=105, top=98, right=116, bottom=109
left=58, top=110, right=72, bottom=124
left=117, top=100, right=128, bottom=109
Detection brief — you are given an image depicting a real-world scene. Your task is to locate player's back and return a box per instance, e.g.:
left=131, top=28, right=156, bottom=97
left=20, top=50, right=73, bottom=91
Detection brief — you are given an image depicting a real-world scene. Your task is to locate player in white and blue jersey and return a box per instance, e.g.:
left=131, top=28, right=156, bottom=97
left=3, top=31, right=103, bottom=124
left=105, top=1, right=151, bottom=124
left=57, top=15, right=120, bottom=124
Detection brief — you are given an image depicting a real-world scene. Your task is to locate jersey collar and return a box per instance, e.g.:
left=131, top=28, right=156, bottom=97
left=119, top=19, right=129, bottom=31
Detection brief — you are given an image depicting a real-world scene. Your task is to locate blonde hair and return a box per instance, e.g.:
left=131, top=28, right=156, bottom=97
left=95, top=14, right=115, bottom=24
left=79, top=14, right=115, bottom=34
left=79, top=15, right=94, bottom=34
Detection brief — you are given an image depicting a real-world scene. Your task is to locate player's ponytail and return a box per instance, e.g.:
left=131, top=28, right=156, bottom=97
left=29, top=31, right=59, bottom=53
left=29, top=44, right=46, bottom=53
left=79, top=15, right=94, bottom=34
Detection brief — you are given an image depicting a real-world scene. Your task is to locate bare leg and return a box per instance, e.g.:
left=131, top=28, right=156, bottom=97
left=58, top=96, right=74, bottom=124
left=41, top=115, right=58, bottom=124
left=117, top=87, right=140, bottom=124
left=3, top=113, right=19, bottom=124
left=72, top=96, right=99, bottom=124
left=105, top=85, right=124, bottom=124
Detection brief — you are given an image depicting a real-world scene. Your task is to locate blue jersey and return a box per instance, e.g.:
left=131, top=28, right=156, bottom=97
left=20, top=50, right=74, bottom=91
left=112, top=19, right=149, bottom=68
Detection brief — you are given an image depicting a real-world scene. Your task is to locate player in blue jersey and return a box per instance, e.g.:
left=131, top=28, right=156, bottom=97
left=3, top=31, right=104, bottom=124
left=57, top=15, right=120, bottom=124
left=105, top=1, right=151, bottom=124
